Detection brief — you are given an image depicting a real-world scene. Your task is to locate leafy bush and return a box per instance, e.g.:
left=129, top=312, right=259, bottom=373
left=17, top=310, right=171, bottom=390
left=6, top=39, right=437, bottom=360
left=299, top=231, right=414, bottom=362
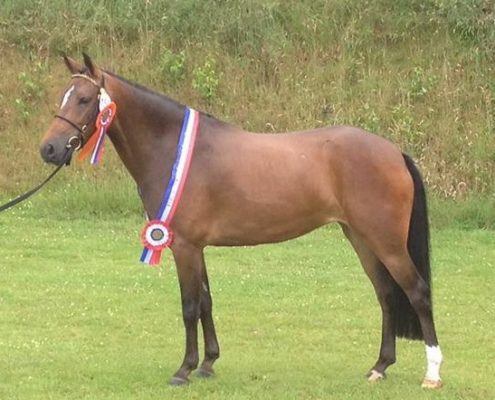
left=159, top=49, right=186, bottom=85
left=192, top=57, right=220, bottom=101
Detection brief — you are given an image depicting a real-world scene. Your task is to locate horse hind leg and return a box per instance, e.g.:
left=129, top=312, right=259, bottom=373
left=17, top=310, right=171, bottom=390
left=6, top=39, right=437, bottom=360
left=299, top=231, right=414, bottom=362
left=341, top=153, right=442, bottom=388
left=377, top=249, right=443, bottom=389
left=355, top=208, right=443, bottom=386
left=343, top=223, right=443, bottom=388
left=341, top=225, right=397, bottom=381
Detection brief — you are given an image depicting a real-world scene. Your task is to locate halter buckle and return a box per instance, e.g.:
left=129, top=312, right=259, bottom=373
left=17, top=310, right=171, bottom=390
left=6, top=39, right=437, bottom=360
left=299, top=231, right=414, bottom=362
left=66, top=135, right=82, bottom=151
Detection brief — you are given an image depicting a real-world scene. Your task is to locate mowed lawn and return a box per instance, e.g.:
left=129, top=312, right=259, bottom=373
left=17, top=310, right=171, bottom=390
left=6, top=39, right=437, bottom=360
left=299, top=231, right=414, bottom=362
left=0, top=211, right=494, bottom=399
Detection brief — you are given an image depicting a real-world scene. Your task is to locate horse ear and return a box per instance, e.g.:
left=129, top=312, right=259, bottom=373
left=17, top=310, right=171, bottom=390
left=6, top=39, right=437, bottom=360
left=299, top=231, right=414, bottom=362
left=62, top=54, right=81, bottom=74
left=82, top=52, right=96, bottom=76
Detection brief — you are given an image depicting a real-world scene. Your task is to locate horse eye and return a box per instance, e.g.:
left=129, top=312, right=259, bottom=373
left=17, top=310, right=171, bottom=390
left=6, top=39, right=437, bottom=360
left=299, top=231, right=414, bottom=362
left=79, top=97, right=91, bottom=105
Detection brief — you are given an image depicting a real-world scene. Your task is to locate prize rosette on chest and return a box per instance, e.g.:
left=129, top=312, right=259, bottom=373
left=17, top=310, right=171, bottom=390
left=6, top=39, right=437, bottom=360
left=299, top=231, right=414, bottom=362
left=139, top=107, right=200, bottom=266
left=141, top=220, right=173, bottom=251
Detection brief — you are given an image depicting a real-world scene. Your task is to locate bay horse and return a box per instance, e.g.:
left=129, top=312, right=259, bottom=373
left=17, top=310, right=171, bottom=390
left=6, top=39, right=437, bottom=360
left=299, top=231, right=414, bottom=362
left=40, top=54, right=443, bottom=389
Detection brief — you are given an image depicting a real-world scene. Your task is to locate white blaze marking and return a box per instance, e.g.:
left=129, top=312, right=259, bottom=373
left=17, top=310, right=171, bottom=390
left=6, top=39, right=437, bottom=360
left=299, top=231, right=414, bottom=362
left=425, top=345, right=443, bottom=382
left=60, top=85, right=75, bottom=109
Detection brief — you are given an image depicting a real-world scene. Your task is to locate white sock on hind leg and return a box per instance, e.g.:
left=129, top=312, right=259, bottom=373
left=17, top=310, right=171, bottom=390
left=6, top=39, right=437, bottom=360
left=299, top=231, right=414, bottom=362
left=425, top=345, right=443, bottom=381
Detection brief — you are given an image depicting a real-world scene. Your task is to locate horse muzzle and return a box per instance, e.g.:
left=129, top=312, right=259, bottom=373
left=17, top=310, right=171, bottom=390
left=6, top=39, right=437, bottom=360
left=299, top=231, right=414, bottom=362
left=40, top=135, right=80, bottom=165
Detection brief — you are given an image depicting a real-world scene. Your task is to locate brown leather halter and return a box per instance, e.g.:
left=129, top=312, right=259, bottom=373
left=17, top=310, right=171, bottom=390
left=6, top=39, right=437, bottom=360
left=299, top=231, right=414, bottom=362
left=54, top=74, right=103, bottom=151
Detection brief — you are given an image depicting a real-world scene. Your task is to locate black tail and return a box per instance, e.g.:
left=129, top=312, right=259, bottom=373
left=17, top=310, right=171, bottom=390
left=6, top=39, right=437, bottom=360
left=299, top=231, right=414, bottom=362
left=389, top=154, right=432, bottom=340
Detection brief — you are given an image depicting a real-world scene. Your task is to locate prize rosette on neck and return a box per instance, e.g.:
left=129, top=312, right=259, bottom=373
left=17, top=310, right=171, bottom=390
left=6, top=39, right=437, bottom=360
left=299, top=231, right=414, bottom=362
left=79, top=88, right=116, bottom=165
left=140, top=220, right=173, bottom=265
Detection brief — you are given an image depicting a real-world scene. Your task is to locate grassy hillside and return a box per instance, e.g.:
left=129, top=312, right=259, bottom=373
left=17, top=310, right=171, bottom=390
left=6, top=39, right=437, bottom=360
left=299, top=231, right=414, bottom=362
left=0, top=0, right=494, bottom=225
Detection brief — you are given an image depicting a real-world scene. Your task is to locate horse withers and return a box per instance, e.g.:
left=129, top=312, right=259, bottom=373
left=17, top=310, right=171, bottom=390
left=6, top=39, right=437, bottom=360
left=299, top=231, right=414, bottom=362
left=39, top=54, right=443, bottom=389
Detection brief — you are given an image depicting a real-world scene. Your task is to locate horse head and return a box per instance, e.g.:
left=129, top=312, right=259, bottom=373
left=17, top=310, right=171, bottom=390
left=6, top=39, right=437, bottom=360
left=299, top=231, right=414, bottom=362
left=40, top=53, right=104, bottom=165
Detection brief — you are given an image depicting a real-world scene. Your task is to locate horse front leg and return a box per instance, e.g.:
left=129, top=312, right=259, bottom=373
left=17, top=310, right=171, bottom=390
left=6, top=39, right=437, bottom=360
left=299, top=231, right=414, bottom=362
left=169, top=241, right=203, bottom=386
left=196, top=254, right=220, bottom=378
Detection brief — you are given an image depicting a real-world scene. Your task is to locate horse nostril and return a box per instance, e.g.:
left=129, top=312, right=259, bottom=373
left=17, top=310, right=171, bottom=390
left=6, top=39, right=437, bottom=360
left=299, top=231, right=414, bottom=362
left=41, top=142, right=56, bottom=163
left=46, top=144, right=55, bottom=156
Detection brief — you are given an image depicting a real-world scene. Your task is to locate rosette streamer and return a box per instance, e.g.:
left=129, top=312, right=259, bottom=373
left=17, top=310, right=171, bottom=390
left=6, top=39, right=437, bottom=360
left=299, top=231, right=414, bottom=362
left=79, top=88, right=116, bottom=165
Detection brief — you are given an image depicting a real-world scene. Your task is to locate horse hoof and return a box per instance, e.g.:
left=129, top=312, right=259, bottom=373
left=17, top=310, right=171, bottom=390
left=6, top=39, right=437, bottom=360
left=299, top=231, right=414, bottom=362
left=367, top=370, right=385, bottom=382
left=422, top=378, right=443, bottom=389
left=196, top=368, right=215, bottom=378
left=169, top=376, right=189, bottom=386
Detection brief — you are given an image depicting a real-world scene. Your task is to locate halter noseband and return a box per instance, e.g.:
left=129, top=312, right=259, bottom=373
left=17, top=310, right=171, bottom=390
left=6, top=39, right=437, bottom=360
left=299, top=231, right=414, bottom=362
left=54, top=74, right=103, bottom=150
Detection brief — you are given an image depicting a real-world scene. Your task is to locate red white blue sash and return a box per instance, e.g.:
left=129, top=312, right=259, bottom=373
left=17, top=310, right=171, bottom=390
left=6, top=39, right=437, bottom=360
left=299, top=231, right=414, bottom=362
left=140, top=108, right=200, bottom=265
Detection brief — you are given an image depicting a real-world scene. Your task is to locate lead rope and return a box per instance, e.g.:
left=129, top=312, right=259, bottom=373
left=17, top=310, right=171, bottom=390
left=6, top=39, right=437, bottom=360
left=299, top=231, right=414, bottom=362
left=0, top=74, right=104, bottom=213
left=0, top=139, right=78, bottom=213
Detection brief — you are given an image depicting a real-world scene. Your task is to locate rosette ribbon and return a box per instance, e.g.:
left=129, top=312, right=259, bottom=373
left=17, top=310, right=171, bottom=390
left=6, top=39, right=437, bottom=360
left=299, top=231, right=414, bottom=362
left=140, top=108, right=200, bottom=265
left=79, top=88, right=117, bottom=165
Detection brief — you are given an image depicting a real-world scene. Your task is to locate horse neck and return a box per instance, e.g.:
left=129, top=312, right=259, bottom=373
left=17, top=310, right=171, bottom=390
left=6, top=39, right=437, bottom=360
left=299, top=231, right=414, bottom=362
left=103, top=73, right=186, bottom=196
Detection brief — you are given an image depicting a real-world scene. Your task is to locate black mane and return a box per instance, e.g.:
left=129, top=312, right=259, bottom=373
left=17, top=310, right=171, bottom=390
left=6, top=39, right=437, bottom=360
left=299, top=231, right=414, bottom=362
left=101, top=69, right=220, bottom=124
left=103, top=69, right=185, bottom=108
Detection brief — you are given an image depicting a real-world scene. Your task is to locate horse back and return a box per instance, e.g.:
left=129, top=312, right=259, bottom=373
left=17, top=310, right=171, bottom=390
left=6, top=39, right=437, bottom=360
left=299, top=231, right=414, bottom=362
left=173, top=125, right=413, bottom=247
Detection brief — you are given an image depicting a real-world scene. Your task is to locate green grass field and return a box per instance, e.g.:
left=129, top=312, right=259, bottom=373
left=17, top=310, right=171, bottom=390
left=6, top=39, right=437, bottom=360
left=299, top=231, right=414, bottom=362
left=1, top=209, right=494, bottom=399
